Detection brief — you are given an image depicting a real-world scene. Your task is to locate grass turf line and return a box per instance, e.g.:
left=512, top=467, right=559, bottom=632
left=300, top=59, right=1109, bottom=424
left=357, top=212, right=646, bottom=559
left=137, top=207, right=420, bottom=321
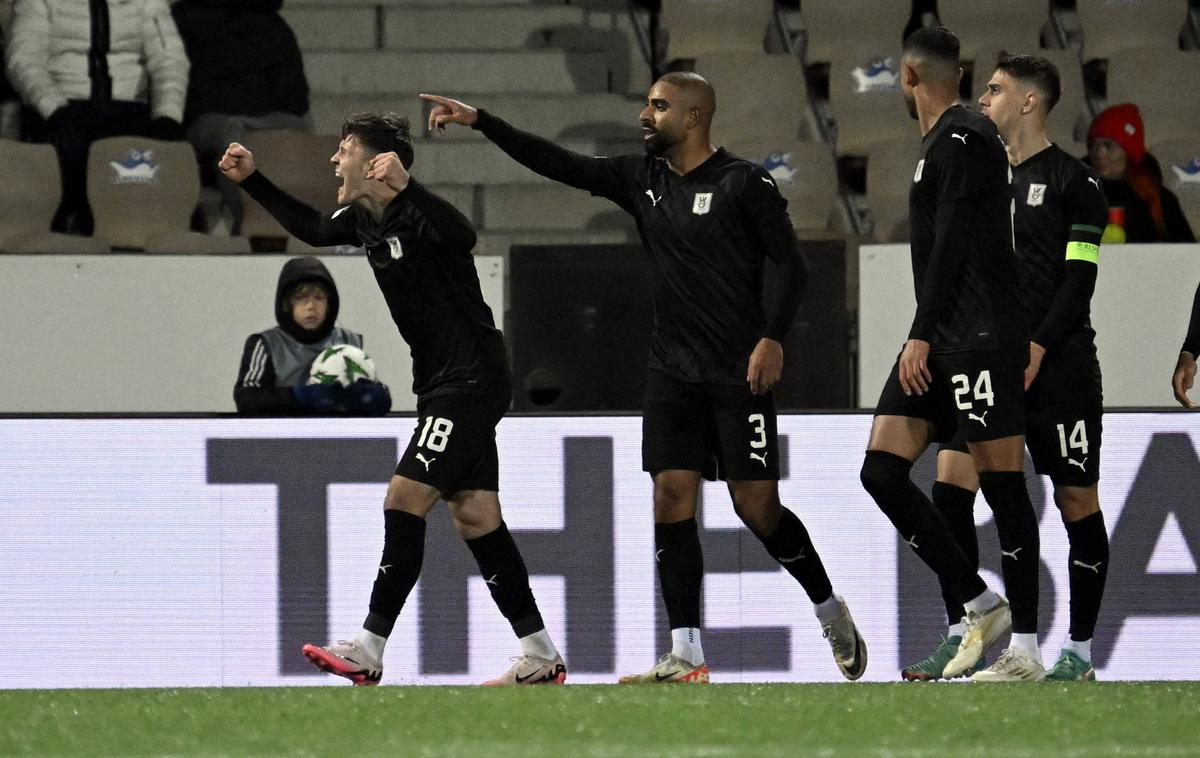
left=1, top=682, right=1197, bottom=757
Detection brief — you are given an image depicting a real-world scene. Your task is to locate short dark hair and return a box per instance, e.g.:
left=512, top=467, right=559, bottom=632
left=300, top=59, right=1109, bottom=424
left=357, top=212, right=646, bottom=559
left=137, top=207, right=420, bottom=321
left=994, top=51, right=1061, bottom=114
left=341, top=112, right=415, bottom=169
left=902, top=26, right=960, bottom=68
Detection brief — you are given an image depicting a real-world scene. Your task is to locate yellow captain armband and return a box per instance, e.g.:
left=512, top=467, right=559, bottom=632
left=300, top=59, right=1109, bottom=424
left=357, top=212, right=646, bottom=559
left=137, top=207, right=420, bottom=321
left=1065, top=240, right=1100, bottom=264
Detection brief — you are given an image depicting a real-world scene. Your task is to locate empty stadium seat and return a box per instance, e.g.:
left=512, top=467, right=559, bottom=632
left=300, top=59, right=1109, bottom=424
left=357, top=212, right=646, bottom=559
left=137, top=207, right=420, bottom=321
left=238, top=129, right=341, bottom=241
left=1077, top=0, right=1188, bottom=60
left=1, top=230, right=111, bottom=254
left=1106, top=47, right=1200, bottom=142
left=867, top=137, right=922, bottom=242
left=828, top=50, right=911, bottom=155
left=801, top=0, right=910, bottom=64
left=972, top=48, right=1089, bottom=152
left=661, top=0, right=773, bottom=61
left=480, top=185, right=630, bottom=232
left=1151, top=137, right=1200, bottom=232
left=86, top=137, right=205, bottom=250
left=697, top=50, right=812, bottom=144
left=724, top=137, right=842, bottom=234
left=937, top=0, right=1050, bottom=59
left=0, top=140, right=62, bottom=243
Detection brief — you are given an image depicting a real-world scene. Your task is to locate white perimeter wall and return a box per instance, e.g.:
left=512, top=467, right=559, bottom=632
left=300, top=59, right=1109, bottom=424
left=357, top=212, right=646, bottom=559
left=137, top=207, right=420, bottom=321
left=858, top=243, right=1200, bottom=408
left=0, top=255, right=504, bottom=413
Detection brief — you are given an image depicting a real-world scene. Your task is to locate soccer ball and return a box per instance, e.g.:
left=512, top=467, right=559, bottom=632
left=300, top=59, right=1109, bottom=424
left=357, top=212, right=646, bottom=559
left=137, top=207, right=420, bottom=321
left=308, top=344, right=378, bottom=387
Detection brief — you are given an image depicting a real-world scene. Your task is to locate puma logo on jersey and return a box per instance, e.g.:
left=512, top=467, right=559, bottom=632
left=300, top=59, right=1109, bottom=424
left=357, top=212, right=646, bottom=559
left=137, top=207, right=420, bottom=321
left=645, top=189, right=662, bottom=206
left=1001, top=547, right=1023, bottom=561
left=416, top=453, right=436, bottom=471
left=969, top=411, right=989, bottom=427
left=750, top=451, right=769, bottom=467
left=903, top=535, right=919, bottom=550
left=1068, top=457, right=1088, bottom=471
left=1072, top=559, right=1103, bottom=574
left=760, top=176, right=775, bottom=186
left=951, top=133, right=968, bottom=144
left=1088, top=177, right=1101, bottom=191
left=778, top=548, right=806, bottom=563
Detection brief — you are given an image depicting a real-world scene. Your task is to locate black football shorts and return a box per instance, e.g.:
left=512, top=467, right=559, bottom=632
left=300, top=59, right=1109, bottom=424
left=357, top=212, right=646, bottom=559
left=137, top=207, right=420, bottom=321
left=394, top=385, right=510, bottom=495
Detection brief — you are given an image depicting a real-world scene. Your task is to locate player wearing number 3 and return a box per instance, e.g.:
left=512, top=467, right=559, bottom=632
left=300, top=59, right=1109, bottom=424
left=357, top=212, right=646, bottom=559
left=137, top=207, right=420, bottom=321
left=858, top=29, right=1045, bottom=682
left=219, top=113, right=566, bottom=686
left=423, top=70, right=867, bottom=684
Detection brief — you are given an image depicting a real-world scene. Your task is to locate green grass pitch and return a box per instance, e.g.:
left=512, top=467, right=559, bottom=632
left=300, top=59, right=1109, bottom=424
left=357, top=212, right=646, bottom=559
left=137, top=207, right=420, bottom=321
left=2, top=682, right=1197, bottom=757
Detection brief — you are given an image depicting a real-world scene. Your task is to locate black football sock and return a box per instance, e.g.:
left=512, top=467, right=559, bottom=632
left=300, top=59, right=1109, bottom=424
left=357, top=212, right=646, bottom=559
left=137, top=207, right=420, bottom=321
left=932, top=481, right=979, bottom=628
left=655, top=518, right=704, bottom=630
left=362, top=509, right=426, bottom=638
left=860, top=451, right=987, bottom=604
left=1065, top=510, right=1109, bottom=644
left=465, top=521, right=546, bottom=638
left=978, top=471, right=1040, bottom=634
left=758, top=507, right=834, bottom=604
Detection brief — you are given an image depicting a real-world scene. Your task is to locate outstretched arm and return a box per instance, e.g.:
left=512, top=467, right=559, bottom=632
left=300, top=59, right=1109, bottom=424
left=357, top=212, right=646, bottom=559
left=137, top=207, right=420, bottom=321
left=1174, top=282, right=1200, bottom=408
left=420, top=93, right=632, bottom=207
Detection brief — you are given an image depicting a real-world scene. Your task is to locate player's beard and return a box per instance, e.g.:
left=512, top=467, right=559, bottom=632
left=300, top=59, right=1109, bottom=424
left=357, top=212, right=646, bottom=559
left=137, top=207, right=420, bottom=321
left=643, top=130, right=674, bottom=156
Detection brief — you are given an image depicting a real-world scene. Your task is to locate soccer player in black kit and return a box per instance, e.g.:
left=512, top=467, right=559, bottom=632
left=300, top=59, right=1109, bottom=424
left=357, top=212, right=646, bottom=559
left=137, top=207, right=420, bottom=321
left=902, top=53, right=1111, bottom=682
left=218, top=114, right=566, bottom=686
left=422, top=73, right=867, bottom=683
left=857, top=27, right=1044, bottom=682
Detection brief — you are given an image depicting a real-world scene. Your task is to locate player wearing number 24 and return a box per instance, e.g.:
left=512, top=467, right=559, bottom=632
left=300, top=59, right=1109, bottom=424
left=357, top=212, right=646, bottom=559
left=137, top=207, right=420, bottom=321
left=219, top=112, right=566, bottom=686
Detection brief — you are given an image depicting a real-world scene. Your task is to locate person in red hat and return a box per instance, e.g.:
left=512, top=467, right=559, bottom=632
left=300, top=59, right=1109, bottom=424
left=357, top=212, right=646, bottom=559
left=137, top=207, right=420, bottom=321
left=1086, top=103, right=1195, bottom=243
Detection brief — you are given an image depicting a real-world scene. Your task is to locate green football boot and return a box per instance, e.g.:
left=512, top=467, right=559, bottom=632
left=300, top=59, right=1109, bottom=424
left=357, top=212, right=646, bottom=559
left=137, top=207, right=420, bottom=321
left=1045, top=649, right=1096, bottom=682
left=901, top=636, right=986, bottom=681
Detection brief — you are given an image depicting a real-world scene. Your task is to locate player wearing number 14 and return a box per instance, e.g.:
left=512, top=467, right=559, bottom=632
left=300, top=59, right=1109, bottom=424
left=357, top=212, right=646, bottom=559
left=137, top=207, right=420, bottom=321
left=218, top=113, right=565, bottom=686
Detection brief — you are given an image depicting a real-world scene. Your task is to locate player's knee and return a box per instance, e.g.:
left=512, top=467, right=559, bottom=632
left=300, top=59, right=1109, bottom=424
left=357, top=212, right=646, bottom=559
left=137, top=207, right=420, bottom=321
left=860, top=450, right=913, bottom=501
left=653, top=476, right=697, bottom=512
left=729, top=485, right=780, bottom=535
left=1055, top=485, right=1100, bottom=522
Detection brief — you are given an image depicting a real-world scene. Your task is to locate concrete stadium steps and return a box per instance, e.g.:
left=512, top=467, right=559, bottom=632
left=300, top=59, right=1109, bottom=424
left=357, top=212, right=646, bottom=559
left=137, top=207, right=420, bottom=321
left=474, top=228, right=637, bottom=257
left=282, top=5, right=378, bottom=51
left=308, top=93, right=643, bottom=140
left=480, top=184, right=632, bottom=231
left=383, top=5, right=588, bottom=50
left=304, top=50, right=610, bottom=95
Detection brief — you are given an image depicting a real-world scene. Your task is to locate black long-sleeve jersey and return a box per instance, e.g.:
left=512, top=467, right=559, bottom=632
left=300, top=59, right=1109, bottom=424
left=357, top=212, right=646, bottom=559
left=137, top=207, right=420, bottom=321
left=240, top=173, right=509, bottom=398
left=1011, top=145, right=1108, bottom=353
left=473, top=110, right=807, bottom=386
left=908, top=105, right=1027, bottom=353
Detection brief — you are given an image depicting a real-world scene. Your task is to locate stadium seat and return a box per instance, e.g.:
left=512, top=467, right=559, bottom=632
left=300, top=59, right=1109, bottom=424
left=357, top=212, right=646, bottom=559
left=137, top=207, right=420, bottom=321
left=828, top=50, right=911, bottom=155
left=238, top=129, right=341, bottom=241
left=142, top=230, right=252, bottom=254
left=480, top=185, right=630, bottom=232
left=1077, top=0, right=1188, bottom=60
left=724, top=137, right=842, bottom=234
left=1106, top=47, right=1200, bottom=142
left=380, top=5, right=586, bottom=50
left=0, top=230, right=111, bottom=254
left=0, top=140, right=65, bottom=244
left=86, top=136, right=205, bottom=250
left=660, top=0, right=773, bottom=61
left=972, top=48, right=1089, bottom=152
left=866, top=137, right=922, bottom=242
left=1151, top=137, right=1200, bottom=232
left=936, top=0, right=1050, bottom=60
left=801, top=0, right=910, bottom=64
left=697, top=50, right=812, bottom=144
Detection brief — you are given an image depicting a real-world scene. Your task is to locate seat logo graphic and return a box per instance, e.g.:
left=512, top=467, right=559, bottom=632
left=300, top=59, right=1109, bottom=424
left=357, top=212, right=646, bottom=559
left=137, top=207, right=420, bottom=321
left=851, top=57, right=899, bottom=93
left=761, top=152, right=797, bottom=188
left=1171, top=157, right=1200, bottom=187
left=109, top=149, right=160, bottom=185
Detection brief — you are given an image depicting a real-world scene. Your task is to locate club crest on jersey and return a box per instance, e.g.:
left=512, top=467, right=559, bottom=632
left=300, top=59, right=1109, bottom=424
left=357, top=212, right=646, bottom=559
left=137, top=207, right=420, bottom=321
left=913, top=159, right=925, bottom=183
left=1027, top=183, right=1047, bottom=207
left=692, top=192, right=714, bottom=215
left=386, top=236, right=403, bottom=259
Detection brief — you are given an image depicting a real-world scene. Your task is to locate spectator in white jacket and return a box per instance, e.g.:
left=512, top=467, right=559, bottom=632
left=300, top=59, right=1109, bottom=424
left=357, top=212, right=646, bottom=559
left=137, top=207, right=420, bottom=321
left=4, top=0, right=189, bottom=235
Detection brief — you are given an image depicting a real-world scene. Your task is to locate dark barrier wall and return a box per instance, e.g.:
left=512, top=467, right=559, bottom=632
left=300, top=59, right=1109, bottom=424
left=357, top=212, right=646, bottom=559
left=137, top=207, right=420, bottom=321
left=507, top=241, right=851, bottom=411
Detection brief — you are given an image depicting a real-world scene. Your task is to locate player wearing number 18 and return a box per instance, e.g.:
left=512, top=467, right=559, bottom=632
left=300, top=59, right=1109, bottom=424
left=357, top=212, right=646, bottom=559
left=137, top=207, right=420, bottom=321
left=859, top=28, right=1044, bottom=682
left=218, top=113, right=565, bottom=686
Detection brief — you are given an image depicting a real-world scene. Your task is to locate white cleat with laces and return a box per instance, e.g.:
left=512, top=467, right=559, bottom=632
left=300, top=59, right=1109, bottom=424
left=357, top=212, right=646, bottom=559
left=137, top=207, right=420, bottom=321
left=971, top=647, right=1047, bottom=682
left=822, top=596, right=868, bottom=681
left=481, top=654, right=567, bottom=685
left=301, top=640, right=383, bottom=686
